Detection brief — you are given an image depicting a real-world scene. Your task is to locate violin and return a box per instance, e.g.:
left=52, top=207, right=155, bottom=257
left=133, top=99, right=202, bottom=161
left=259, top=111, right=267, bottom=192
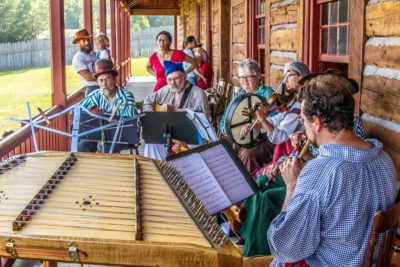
left=240, top=75, right=298, bottom=140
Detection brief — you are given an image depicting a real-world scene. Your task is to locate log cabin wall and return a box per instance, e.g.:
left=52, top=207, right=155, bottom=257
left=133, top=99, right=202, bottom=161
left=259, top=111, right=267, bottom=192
left=227, top=0, right=304, bottom=87
left=230, top=0, right=247, bottom=82
left=267, top=0, right=303, bottom=88
left=361, top=0, right=400, bottom=178
left=179, top=0, right=230, bottom=81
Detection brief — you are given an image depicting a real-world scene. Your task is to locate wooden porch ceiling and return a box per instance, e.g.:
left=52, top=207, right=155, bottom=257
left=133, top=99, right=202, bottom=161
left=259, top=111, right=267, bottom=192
left=122, top=0, right=180, bottom=16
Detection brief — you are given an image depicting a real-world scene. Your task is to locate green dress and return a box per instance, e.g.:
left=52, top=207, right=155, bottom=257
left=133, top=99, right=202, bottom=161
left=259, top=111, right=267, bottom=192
left=239, top=175, right=286, bottom=256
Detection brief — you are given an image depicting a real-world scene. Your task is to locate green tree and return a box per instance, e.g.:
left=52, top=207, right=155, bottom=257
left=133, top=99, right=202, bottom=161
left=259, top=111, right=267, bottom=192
left=147, top=16, right=174, bottom=27
left=131, top=16, right=150, bottom=31
left=0, top=0, right=48, bottom=43
left=65, top=0, right=82, bottom=29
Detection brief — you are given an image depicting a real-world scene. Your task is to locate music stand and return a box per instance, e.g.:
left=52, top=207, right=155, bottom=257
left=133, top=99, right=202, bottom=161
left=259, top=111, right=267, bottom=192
left=140, top=111, right=200, bottom=153
left=79, top=113, right=139, bottom=153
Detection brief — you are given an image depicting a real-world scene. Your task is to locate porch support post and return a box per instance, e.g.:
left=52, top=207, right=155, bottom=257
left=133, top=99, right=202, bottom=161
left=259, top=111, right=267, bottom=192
left=49, top=0, right=68, bottom=150
left=99, top=0, right=107, bottom=34
left=110, top=0, right=116, bottom=61
left=116, top=2, right=122, bottom=86
left=121, top=10, right=126, bottom=84
left=174, top=15, right=178, bottom=49
left=127, top=13, right=131, bottom=78
left=348, top=0, right=366, bottom=115
left=83, top=0, right=93, bottom=35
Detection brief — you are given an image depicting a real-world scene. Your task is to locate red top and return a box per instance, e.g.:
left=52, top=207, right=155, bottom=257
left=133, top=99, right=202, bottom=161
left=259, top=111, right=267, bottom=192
left=197, top=62, right=213, bottom=90
left=148, top=50, right=186, bottom=92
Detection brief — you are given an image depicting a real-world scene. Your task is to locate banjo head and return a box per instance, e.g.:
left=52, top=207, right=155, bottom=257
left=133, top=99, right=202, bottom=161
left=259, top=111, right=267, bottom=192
left=225, top=93, right=265, bottom=148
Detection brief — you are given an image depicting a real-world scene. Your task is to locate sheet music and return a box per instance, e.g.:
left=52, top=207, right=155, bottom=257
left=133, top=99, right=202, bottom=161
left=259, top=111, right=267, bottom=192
left=199, top=145, right=255, bottom=204
left=172, top=153, right=232, bottom=214
left=185, top=110, right=218, bottom=142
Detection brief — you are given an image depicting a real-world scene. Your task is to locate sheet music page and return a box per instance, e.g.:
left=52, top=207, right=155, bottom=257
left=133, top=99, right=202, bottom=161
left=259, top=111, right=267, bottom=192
left=171, top=153, right=232, bottom=214
left=199, top=145, right=255, bottom=204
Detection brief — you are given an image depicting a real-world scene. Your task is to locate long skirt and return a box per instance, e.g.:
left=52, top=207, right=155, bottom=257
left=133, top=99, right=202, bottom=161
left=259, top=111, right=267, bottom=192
left=239, top=174, right=286, bottom=256
left=237, top=141, right=275, bottom=174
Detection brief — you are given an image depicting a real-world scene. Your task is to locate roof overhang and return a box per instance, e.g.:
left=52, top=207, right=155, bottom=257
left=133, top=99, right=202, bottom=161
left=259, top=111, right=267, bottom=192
left=121, top=0, right=180, bottom=16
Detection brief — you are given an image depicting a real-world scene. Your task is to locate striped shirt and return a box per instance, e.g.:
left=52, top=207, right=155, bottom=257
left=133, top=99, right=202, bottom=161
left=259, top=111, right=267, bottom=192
left=267, top=138, right=398, bottom=267
left=80, top=87, right=137, bottom=117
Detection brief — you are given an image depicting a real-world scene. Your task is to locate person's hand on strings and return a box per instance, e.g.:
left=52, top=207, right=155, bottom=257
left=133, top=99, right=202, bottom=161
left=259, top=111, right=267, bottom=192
left=253, top=101, right=268, bottom=122
left=240, top=123, right=252, bottom=139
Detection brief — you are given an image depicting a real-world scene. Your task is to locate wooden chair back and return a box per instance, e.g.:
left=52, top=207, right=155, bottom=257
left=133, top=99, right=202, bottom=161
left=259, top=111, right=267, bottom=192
left=217, top=78, right=226, bottom=95
left=233, top=86, right=241, bottom=98
left=224, top=83, right=233, bottom=109
left=364, top=194, right=400, bottom=267
left=212, top=66, right=219, bottom=90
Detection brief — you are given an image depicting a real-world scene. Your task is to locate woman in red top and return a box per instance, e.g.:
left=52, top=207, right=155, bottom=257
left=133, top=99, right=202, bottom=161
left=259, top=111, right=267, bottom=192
left=194, top=47, right=213, bottom=90
left=146, top=31, right=197, bottom=92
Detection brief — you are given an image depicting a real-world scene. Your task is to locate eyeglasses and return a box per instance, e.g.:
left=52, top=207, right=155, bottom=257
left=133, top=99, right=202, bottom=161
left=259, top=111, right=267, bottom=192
left=238, top=75, right=257, bottom=81
left=285, top=73, right=299, bottom=81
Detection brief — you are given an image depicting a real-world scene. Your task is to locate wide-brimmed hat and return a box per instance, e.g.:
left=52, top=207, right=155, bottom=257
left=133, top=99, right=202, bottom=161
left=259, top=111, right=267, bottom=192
left=72, top=29, right=93, bottom=44
left=94, top=59, right=118, bottom=79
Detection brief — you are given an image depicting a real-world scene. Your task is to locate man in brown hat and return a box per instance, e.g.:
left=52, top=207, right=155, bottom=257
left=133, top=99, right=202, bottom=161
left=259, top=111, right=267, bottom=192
left=78, top=59, right=137, bottom=152
left=72, top=29, right=99, bottom=95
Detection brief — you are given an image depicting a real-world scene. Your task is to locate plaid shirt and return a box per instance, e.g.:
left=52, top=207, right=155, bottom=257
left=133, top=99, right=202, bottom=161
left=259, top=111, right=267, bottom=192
left=80, top=87, right=137, bottom=117
left=268, top=138, right=398, bottom=267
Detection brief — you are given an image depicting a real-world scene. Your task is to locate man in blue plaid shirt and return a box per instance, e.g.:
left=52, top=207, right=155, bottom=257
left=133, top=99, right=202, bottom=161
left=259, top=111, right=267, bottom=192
left=267, top=73, right=398, bottom=266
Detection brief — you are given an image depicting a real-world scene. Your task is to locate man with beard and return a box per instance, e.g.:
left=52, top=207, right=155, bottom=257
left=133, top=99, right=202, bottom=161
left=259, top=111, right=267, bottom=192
left=78, top=59, right=137, bottom=152
left=142, top=60, right=209, bottom=160
left=72, top=29, right=99, bottom=95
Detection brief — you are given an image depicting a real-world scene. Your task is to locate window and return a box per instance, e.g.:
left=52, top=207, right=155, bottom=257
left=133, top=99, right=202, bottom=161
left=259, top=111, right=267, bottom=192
left=319, top=0, right=349, bottom=64
left=305, top=0, right=350, bottom=72
left=249, top=0, right=266, bottom=76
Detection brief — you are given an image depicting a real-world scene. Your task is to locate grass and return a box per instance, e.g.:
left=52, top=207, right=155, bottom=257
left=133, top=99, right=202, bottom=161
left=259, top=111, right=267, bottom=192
left=131, top=57, right=151, bottom=76
left=0, top=57, right=150, bottom=135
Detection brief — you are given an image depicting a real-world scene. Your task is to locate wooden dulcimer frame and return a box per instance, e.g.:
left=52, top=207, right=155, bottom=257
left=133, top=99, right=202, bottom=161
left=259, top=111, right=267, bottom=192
left=0, top=152, right=241, bottom=267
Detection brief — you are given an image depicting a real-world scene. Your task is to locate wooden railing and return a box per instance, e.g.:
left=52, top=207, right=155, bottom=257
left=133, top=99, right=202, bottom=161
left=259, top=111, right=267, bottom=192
left=0, top=88, right=85, bottom=160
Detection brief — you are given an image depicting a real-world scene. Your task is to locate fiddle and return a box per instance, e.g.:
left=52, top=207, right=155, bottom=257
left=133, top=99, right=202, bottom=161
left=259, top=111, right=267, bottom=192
left=240, top=87, right=298, bottom=140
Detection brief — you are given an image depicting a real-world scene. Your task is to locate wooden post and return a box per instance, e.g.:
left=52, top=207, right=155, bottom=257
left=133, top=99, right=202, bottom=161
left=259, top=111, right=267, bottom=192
left=206, top=0, right=212, bottom=58
left=174, top=15, right=178, bottom=49
left=120, top=9, right=125, bottom=84
left=122, top=10, right=126, bottom=84
left=348, top=0, right=367, bottom=115
left=110, top=0, right=116, bottom=61
left=49, top=0, right=68, bottom=151
left=99, top=0, right=107, bottom=34
left=83, top=0, right=93, bottom=35
left=116, top=3, right=122, bottom=86
left=127, top=13, right=132, bottom=79
left=265, top=0, right=271, bottom=86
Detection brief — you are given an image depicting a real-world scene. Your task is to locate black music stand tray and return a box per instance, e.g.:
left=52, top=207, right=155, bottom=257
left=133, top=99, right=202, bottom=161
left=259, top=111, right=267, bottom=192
left=140, top=112, right=200, bottom=153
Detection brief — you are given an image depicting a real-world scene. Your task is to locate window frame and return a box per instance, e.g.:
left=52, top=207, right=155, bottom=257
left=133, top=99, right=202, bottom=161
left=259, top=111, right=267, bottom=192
left=248, top=0, right=266, bottom=77
left=318, top=0, right=350, bottom=64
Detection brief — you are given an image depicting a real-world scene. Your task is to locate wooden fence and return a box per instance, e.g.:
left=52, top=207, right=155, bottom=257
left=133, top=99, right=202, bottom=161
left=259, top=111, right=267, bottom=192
left=0, top=26, right=174, bottom=71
